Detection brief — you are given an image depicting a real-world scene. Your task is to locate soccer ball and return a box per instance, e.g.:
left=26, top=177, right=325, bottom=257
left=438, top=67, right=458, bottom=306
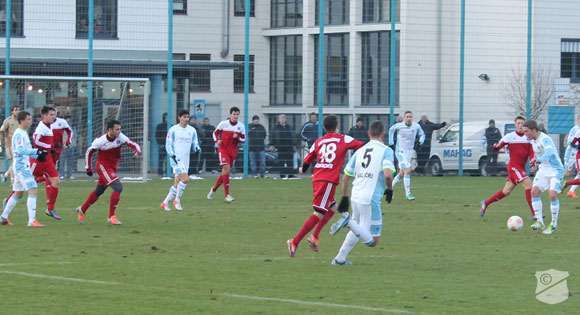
left=507, top=216, right=524, bottom=231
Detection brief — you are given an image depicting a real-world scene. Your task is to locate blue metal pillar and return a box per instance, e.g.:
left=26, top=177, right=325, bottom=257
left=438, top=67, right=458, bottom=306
left=389, top=0, right=396, bottom=127
left=317, top=0, right=325, bottom=137
left=87, top=0, right=94, bottom=142
left=167, top=0, right=174, bottom=177
left=526, top=0, right=532, bottom=120
left=150, top=75, right=163, bottom=174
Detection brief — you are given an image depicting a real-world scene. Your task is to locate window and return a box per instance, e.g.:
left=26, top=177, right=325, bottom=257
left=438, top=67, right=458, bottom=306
left=562, top=39, right=580, bottom=83
left=270, top=36, right=302, bottom=106
left=314, top=33, right=349, bottom=106
left=234, top=0, right=255, bottom=17
left=190, top=54, right=211, bottom=92
left=361, top=31, right=399, bottom=106
left=0, top=0, right=23, bottom=37
left=173, top=53, right=186, bottom=60
left=174, top=0, right=187, bottom=15
left=315, top=0, right=349, bottom=26
left=76, top=0, right=118, bottom=39
left=234, top=55, right=254, bottom=93
left=362, top=0, right=400, bottom=23
left=271, top=0, right=302, bottom=28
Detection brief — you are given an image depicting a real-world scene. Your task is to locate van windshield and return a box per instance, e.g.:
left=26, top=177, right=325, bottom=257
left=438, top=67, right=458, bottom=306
left=441, top=125, right=459, bottom=143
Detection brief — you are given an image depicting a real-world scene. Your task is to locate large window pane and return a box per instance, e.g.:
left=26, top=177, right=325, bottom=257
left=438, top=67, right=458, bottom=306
left=174, top=0, right=187, bottom=15
left=0, top=0, right=23, bottom=37
left=362, top=0, right=400, bottom=23
left=315, top=0, right=349, bottom=26
left=361, top=31, right=399, bottom=106
left=234, top=55, right=255, bottom=93
left=190, top=54, right=211, bottom=92
left=314, top=33, right=349, bottom=106
left=270, top=35, right=302, bottom=106
left=76, top=0, right=118, bottom=39
left=561, top=40, right=580, bottom=83
left=271, top=0, right=302, bottom=28
left=234, top=0, right=255, bottom=17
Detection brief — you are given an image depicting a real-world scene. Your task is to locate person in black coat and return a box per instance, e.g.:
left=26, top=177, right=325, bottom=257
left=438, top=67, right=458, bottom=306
left=271, top=114, right=296, bottom=179
left=348, top=118, right=370, bottom=143
left=300, top=113, right=320, bottom=149
left=248, top=115, right=267, bottom=177
left=155, top=113, right=168, bottom=177
left=416, top=114, right=446, bottom=175
left=485, top=119, right=502, bottom=176
left=200, top=118, right=217, bottom=173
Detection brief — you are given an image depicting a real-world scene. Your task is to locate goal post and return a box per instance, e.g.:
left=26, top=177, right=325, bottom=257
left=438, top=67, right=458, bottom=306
left=0, top=75, right=150, bottom=182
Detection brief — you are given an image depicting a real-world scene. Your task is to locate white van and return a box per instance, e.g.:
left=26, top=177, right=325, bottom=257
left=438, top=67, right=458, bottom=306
left=427, top=120, right=515, bottom=176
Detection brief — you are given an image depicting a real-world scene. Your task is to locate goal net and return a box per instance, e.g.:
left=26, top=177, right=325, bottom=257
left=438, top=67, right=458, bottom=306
left=0, top=75, right=150, bottom=182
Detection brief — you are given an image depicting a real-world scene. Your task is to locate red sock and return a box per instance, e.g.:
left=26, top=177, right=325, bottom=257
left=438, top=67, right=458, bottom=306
left=566, top=178, right=580, bottom=186
left=485, top=190, right=506, bottom=207
left=48, top=187, right=58, bottom=210
left=213, top=175, right=223, bottom=191
left=313, top=210, right=335, bottom=239
left=525, top=189, right=534, bottom=216
left=81, top=191, right=100, bottom=212
left=223, top=174, right=230, bottom=196
left=293, top=214, right=321, bottom=245
left=110, top=191, right=121, bottom=218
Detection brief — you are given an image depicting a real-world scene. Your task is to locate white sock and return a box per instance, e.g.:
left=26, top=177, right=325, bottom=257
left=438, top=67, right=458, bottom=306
left=404, top=175, right=411, bottom=196
left=335, top=231, right=359, bottom=263
left=392, top=174, right=401, bottom=188
left=163, top=186, right=177, bottom=204
left=1, top=195, right=20, bottom=219
left=175, top=182, right=187, bottom=202
left=570, top=174, right=580, bottom=192
left=550, top=200, right=559, bottom=228
left=532, top=197, right=544, bottom=224
left=27, top=195, right=37, bottom=224
left=347, top=220, right=374, bottom=245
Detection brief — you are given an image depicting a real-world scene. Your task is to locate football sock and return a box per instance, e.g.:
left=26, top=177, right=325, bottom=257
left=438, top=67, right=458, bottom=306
left=27, top=195, right=37, bottom=224
left=485, top=190, right=506, bottom=207
left=223, top=174, right=230, bottom=196
left=175, top=182, right=187, bottom=202
left=313, top=210, right=335, bottom=239
left=392, top=174, right=401, bottom=188
left=346, top=220, right=373, bottom=245
left=570, top=174, right=580, bottom=192
left=1, top=195, right=19, bottom=219
left=565, top=178, right=580, bottom=186
left=403, top=175, right=411, bottom=196
left=109, top=191, right=121, bottom=218
left=525, top=189, right=534, bottom=216
left=294, top=214, right=321, bottom=245
left=532, top=197, right=544, bottom=224
left=163, top=186, right=177, bottom=204
left=335, top=231, right=359, bottom=262
left=550, top=200, right=559, bottom=228
left=81, top=191, right=99, bottom=212
left=48, top=186, right=59, bottom=211
left=213, top=175, right=223, bottom=192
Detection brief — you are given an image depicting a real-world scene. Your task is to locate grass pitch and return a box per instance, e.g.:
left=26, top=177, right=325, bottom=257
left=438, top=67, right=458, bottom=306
left=1, top=176, right=579, bottom=314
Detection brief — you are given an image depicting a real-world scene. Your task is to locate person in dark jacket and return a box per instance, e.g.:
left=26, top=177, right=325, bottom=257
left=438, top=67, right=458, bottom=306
left=155, top=113, right=168, bottom=177
left=348, top=118, right=370, bottom=143
left=415, top=114, right=446, bottom=175
left=248, top=115, right=267, bottom=177
left=271, top=114, right=296, bottom=179
left=485, top=119, right=502, bottom=176
left=300, top=113, right=320, bottom=149
left=200, top=118, right=217, bottom=173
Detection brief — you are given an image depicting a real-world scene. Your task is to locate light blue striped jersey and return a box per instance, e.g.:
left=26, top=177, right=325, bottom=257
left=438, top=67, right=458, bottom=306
left=165, top=124, right=200, bottom=162
left=388, top=122, right=425, bottom=152
left=11, top=128, right=38, bottom=173
left=532, top=132, right=563, bottom=177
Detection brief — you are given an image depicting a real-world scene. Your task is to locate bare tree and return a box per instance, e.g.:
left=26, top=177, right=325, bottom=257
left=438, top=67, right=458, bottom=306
left=570, top=83, right=580, bottom=107
left=504, top=64, right=554, bottom=120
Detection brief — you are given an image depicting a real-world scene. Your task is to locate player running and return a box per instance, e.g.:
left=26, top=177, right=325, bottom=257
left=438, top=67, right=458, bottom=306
left=76, top=120, right=141, bottom=225
left=286, top=115, right=364, bottom=257
left=523, top=120, right=563, bottom=234
left=327, top=120, right=394, bottom=265
left=0, top=111, right=48, bottom=227
left=51, top=115, right=73, bottom=165
left=160, top=109, right=201, bottom=211
left=388, top=111, right=425, bottom=200
left=207, top=106, right=245, bottom=202
left=480, top=116, right=535, bottom=217
left=563, top=115, right=580, bottom=198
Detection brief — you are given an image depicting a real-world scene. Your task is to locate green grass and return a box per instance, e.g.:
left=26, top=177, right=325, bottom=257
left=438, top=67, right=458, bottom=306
left=1, top=176, right=579, bottom=314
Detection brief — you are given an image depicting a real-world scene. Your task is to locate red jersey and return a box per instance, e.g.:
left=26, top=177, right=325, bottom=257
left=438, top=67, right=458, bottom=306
left=213, top=119, right=246, bottom=156
left=85, top=132, right=141, bottom=172
left=494, top=131, right=533, bottom=168
left=304, top=132, right=364, bottom=185
left=51, top=117, right=73, bottom=146
left=33, top=121, right=53, bottom=150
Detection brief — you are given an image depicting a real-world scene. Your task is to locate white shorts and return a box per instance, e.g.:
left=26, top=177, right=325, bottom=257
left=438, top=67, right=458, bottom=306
left=351, top=200, right=383, bottom=237
left=396, top=149, right=413, bottom=169
left=172, top=160, right=189, bottom=176
left=12, top=169, right=37, bottom=192
left=533, top=172, right=563, bottom=193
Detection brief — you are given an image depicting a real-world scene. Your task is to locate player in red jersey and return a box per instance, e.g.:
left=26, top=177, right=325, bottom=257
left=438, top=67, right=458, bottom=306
left=76, top=120, right=141, bottom=225
left=51, top=115, right=73, bottom=165
left=480, top=116, right=535, bottom=217
left=287, top=115, right=364, bottom=257
left=207, top=106, right=246, bottom=202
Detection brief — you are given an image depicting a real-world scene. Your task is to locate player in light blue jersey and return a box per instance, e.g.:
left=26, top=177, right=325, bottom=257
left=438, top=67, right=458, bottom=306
left=388, top=111, right=425, bottom=200
left=0, top=111, right=49, bottom=227
left=523, top=120, right=564, bottom=234
left=563, top=115, right=580, bottom=198
left=328, top=121, right=395, bottom=265
left=160, top=110, right=201, bottom=211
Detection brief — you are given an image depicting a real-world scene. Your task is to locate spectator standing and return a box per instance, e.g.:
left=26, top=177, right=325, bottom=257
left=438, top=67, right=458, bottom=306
left=0, top=105, right=21, bottom=184
left=155, top=113, right=168, bottom=177
left=248, top=115, right=267, bottom=178
left=300, top=113, right=320, bottom=149
left=58, top=115, right=78, bottom=179
left=416, top=114, right=446, bottom=175
left=188, top=116, right=201, bottom=175
left=348, top=118, right=370, bottom=143
left=271, top=114, right=296, bottom=179
left=485, top=119, right=502, bottom=176
left=200, top=118, right=217, bottom=173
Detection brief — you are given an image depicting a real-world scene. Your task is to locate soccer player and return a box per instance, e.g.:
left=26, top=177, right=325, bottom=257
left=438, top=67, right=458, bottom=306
left=480, top=116, right=535, bottom=217
left=51, top=114, right=73, bottom=166
left=388, top=111, right=425, bottom=200
left=523, top=120, right=563, bottom=234
left=160, top=109, right=201, bottom=211
left=286, top=115, right=364, bottom=257
left=30, top=106, right=62, bottom=220
left=207, top=107, right=245, bottom=202
left=0, top=111, right=48, bottom=227
left=563, top=116, right=580, bottom=198
left=328, top=120, right=395, bottom=265
left=76, top=120, right=141, bottom=225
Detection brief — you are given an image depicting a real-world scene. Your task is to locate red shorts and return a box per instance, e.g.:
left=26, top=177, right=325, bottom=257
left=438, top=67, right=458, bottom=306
left=30, top=158, right=59, bottom=178
left=96, top=163, right=119, bottom=186
left=312, top=181, right=337, bottom=212
left=507, top=164, right=528, bottom=184
left=218, top=151, right=237, bottom=167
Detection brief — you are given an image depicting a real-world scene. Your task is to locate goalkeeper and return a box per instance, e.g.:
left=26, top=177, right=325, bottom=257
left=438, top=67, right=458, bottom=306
left=327, top=120, right=395, bottom=265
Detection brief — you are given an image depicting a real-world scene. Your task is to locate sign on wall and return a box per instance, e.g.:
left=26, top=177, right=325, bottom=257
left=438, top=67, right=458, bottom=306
left=192, top=99, right=206, bottom=118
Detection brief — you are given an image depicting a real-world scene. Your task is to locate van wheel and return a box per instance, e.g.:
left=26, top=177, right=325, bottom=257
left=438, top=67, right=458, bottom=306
left=428, top=157, right=443, bottom=176
left=479, top=158, right=488, bottom=176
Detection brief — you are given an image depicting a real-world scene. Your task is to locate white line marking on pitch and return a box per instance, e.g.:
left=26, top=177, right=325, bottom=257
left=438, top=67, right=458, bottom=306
left=221, top=293, right=411, bottom=313
left=0, top=271, right=118, bottom=285
left=0, top=261, right=74, bottom=267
